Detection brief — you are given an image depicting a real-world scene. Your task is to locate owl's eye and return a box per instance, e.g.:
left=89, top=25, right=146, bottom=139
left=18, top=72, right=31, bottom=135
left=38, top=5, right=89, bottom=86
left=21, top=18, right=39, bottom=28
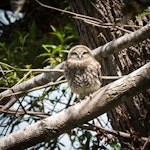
left=70, top=51, right=78, bottom=56
left=82, top=51, right=89, bottom=55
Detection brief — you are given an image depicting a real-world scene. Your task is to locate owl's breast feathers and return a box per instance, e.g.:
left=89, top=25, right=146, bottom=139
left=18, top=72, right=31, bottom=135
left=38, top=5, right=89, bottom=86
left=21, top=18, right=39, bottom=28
left=64, top=45, right=102, bottom=97
left=64, top=59, right=101, bottom=97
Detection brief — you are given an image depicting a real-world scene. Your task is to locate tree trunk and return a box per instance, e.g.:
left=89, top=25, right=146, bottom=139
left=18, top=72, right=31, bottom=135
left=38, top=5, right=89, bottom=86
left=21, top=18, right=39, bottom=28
left=69, top=0, right=150, bottom=149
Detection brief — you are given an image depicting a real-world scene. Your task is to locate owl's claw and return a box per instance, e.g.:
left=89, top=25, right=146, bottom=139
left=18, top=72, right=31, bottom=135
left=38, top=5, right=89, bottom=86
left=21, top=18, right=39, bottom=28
left=41, top=120, right=50, bottom=130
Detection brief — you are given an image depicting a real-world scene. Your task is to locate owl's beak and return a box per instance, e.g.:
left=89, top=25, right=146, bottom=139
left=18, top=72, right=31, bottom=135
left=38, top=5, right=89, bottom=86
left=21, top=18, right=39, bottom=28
left=78, top=54, right=82, bottom=60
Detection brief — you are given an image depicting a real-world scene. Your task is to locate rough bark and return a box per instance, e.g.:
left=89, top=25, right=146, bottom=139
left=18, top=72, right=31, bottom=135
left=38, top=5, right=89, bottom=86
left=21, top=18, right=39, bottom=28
left=0, top=63, right=150, bottom=150
left=69, top=0, right=150, bottom=148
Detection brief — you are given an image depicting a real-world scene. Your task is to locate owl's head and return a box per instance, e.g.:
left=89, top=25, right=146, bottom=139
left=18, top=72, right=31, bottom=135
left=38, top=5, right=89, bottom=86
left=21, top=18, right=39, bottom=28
left=68, top=45, right=93, bottom=61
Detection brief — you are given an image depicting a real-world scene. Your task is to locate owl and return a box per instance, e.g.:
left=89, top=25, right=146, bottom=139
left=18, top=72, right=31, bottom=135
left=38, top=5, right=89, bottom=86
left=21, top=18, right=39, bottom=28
left=64, top=45, right=102, bottom=98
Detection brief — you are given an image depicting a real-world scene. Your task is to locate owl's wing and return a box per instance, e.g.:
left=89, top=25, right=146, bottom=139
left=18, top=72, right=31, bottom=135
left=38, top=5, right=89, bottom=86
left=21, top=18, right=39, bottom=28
left=63, top=61, right=68, bottom=78
left=63, top=61, right=74, bottom=80
left=96, top=61, right=102, bottom=81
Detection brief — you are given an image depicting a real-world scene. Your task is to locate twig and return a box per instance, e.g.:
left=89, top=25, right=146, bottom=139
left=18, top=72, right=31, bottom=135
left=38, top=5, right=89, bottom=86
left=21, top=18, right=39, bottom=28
left=0, top=80, right=67, bottom=100
left=16, top=71, right=32, bottom=85
left=0, top=106, right=49, bottom=118
left=0, top=69, right=64, bottom=72
left=74, top=16, right=132, bottom=33
left=0, top=87, right=9, bottom=90
left=36, top=0, right=142, bottom=31
left=36, top=0, right=101, bottom=23
left=0, top=66, right=27, bottom=113
left=0, top=62, right=64, bottom=72
left=101, top=76, right=122, bottom=80
left=81, top=123, right=149, bottom=142
left=142, top=136, right=150, bottom=150
left=0, top=62, right=17, bottom=70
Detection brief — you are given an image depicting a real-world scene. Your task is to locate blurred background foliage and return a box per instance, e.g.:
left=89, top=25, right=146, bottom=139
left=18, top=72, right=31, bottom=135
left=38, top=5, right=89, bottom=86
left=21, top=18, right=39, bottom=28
left=122, top=0, right=150, bottom=20
left=0, top=0, right=149, bottom=150
left=0, top=0, right=78, bottom=88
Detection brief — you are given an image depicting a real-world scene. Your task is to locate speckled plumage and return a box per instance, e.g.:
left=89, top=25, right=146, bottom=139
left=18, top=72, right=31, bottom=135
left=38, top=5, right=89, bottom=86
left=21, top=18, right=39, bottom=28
left=64, top=45, right=102, bottom=98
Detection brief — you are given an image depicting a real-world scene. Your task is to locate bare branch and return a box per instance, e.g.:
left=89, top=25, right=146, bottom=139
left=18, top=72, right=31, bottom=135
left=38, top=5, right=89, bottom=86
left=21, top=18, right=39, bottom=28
left=81, top=123, right=148, bottom=142
left=0, top=62, right=149, bottom=150
left=142, top=136, right=150, bottom=150
left=36, top=0, right=101, bottom=24
left=93, top=23, right=150, bottom=60
left=36, top=0, right=142, bottom=30
left=0, top=63, right=64, bottom=106
left=0, top=62, right=64, bottom=72
left=0, top=80, right=66, bottom=101
left=0, top=106, right=48, bottom=118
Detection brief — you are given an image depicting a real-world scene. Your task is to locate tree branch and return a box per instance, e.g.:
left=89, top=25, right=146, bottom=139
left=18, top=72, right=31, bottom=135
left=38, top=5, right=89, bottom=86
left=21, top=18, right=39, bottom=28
left=0, top=23, right=149, bottom=108
left=0, top=106, right=48, bottom=118
left=81, top=123, right=149, bottom=142
left=0, top=62, right=149, bottom=150
left=0, top=63, right=64, bottom=106
left=93, top=23, right=150, bottom=60
left=36, top=0, right=142, bottom=30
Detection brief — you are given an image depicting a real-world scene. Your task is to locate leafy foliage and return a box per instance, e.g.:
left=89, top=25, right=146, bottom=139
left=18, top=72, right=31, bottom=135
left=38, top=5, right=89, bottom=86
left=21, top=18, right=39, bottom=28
left=39, top=25, right=78, bottom=66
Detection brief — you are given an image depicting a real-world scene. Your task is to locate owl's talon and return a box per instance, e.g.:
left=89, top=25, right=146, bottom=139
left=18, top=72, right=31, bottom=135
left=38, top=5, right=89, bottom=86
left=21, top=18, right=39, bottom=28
left=41, top=120, right=51, bottom=130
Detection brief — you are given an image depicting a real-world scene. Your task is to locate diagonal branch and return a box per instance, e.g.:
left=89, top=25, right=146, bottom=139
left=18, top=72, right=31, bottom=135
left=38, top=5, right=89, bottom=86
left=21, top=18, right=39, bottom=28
left=93, top=23, right=150, bottom=60
left=36, top=0, right=141, bottom=30
left=0, top=63, right=64, bottom=107
left=0, top=23, right=149, bottom=108
left=0, top=62, right=150, bottom=150
left=81, top=123, right=149, bottom=142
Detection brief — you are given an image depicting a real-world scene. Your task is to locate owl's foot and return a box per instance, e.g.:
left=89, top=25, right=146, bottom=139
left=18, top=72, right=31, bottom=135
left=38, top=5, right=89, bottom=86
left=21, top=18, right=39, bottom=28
left=73, top=95, right=86, bottom=104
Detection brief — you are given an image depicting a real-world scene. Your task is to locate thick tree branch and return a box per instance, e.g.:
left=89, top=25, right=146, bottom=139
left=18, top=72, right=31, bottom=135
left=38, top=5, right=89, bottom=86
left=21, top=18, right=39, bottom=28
left=0, top=62, right=150, bottom=150
left=0, top=23, right=149, bottom=107
left=93, top=23, right=150, bottom=60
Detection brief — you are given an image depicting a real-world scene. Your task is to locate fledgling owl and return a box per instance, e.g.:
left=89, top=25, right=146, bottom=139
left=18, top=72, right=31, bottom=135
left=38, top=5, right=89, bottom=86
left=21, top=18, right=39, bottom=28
left=64, top=45, right=102, bottom=98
